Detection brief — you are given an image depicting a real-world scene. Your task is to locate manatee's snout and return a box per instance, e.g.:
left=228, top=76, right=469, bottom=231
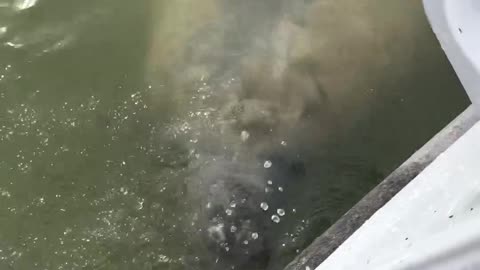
left=204, top=191, right=266, bottom=249
left=205, top=210, right=268, bottom=269
left=190, top=157, right=272, bottom=268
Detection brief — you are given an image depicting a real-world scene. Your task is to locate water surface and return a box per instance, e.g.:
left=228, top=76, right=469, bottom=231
left=0, top=0, right=469, bottom=269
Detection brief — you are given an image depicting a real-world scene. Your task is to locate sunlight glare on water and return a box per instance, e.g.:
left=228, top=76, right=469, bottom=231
left=13, top=0, right=37, bottom=10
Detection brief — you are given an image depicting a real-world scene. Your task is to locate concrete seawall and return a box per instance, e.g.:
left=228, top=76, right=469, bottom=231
left=284, top=105, right=479, bottom=270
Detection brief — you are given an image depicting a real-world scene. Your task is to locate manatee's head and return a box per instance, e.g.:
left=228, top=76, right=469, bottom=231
left=185, top=144, right=309, bottom=269
left=182, top=156, right=272, bottom=268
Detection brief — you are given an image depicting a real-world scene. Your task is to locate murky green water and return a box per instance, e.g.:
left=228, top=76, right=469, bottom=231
left=0, top=0, right=469, bottom=269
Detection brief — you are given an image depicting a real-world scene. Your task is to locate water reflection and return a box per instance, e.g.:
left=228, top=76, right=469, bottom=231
left=0, top=0, right=468, bottom=270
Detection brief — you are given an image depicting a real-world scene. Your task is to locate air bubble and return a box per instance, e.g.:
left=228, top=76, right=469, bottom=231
left=260, top=202, right=269, bottom=211
left=271, top=215, right=280, bottom=223
left=264, top=160, right=272, bottom=168
left=260, top=202, right=268, bottom=211
left=241, top=130, right=250, bottom=142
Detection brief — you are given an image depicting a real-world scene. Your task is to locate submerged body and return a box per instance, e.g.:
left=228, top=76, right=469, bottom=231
left=145, top=0, right=420, bottom=269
